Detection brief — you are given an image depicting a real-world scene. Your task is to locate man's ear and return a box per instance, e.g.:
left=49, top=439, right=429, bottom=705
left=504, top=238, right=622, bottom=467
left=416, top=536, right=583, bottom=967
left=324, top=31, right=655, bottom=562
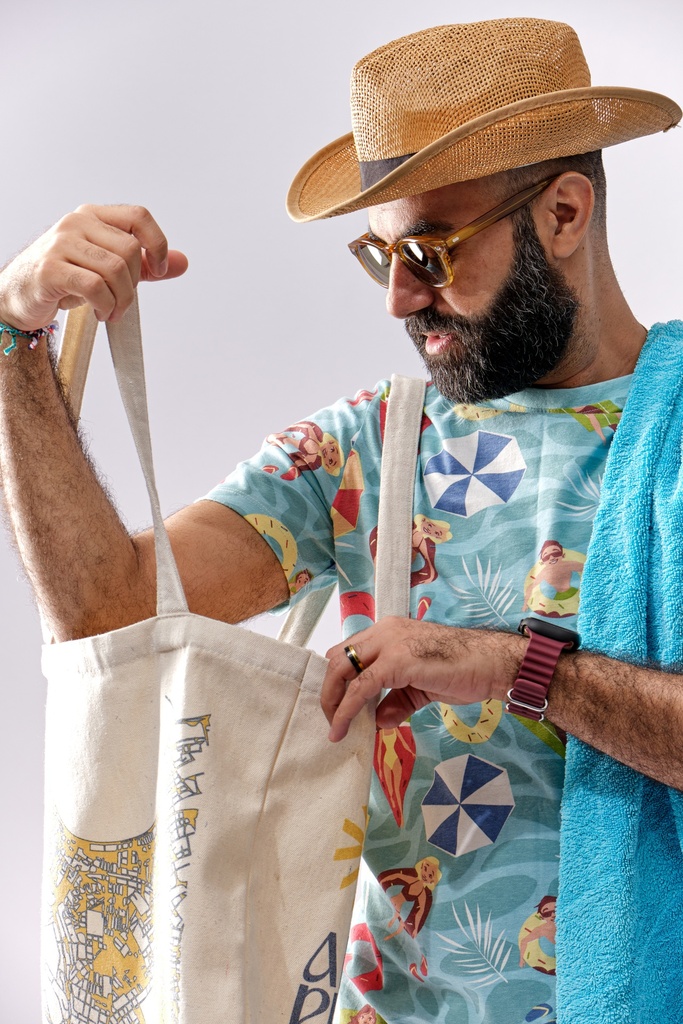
left=535, top=172, right=595, bottom=259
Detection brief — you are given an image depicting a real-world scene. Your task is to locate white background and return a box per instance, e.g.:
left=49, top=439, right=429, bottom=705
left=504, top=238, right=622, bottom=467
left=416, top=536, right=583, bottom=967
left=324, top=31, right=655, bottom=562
left=1, top=0, right=681, bottom=1017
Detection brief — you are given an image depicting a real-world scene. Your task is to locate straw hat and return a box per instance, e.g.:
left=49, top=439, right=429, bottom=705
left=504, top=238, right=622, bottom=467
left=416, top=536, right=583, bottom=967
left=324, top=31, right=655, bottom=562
left=286, top=18, right=680, bottom=222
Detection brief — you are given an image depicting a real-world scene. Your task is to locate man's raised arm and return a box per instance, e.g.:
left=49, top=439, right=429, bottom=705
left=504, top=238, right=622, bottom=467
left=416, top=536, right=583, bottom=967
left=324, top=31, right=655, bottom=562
left=0, top=205, right=289, bottom=642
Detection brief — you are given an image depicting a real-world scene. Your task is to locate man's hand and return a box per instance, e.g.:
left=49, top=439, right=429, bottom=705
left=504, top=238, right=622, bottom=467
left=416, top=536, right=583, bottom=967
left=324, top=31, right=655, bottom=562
left=322, top=618, right=519, bottom=741
left=0, top=204, right=188, bottom=331
left=323, top=616, right=683, bottom=791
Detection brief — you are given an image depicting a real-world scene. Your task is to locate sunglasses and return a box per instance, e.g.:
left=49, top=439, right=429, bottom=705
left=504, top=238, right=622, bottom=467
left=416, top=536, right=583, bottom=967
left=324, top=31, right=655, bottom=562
left=348, top=177, right=557, bottom=289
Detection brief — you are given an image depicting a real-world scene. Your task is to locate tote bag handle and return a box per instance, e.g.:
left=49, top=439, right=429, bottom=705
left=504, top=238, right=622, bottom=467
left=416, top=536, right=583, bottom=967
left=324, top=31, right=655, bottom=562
left=57, top=303, right=425, bottom=641
left=278, top=373, right=425, bottom=643
left=49, top=301, right=187, bottom=630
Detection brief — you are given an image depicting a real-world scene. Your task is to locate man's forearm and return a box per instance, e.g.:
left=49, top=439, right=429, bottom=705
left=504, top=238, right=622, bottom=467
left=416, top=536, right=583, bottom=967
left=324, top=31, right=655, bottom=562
left=547, top=646, right=683, bottom=789
left=0, top=205, right=187, bottom=640
left=0, top=339, right=152, bottom=641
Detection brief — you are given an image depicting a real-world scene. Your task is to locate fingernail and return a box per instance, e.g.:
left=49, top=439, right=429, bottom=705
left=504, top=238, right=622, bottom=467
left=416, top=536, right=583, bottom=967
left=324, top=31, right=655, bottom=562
left=157, top=258, right=168, bottom=277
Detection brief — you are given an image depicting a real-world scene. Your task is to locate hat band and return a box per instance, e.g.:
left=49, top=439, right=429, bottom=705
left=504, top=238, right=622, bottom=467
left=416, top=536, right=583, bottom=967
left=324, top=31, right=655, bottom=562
left=359, top=152, right=416, bottom=190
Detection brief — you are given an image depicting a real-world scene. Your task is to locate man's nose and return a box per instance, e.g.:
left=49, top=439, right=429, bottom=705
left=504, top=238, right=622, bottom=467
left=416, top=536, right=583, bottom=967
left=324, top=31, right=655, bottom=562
left=385, top=255, right=435, bottom=319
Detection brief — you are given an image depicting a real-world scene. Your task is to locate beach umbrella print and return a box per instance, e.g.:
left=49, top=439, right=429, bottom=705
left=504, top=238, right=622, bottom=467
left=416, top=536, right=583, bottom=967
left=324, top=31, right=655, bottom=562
left=424, top=431, right=526, bottom=517
left=422, top=754, right=515, bottom=857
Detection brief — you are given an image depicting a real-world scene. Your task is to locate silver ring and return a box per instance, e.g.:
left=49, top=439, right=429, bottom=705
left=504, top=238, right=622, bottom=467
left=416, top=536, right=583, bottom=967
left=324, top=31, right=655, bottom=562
left=344, top=643, right=365, bottom=674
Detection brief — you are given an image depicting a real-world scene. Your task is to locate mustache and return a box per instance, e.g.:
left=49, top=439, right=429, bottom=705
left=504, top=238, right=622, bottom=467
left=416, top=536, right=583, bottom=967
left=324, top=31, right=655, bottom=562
left=406, top=306, right=477, bottom=339
left=405, top=307, right=483, bottom=355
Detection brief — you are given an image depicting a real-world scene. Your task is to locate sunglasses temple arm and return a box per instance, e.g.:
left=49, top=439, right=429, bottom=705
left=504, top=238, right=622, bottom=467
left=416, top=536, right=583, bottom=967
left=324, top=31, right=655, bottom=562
left=449, top=178, right=554, bottom=246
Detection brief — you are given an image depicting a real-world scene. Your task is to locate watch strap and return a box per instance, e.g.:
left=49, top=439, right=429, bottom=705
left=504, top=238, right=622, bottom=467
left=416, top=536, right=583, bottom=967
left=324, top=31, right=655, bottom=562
left=506, top=631, right=571, bottom=721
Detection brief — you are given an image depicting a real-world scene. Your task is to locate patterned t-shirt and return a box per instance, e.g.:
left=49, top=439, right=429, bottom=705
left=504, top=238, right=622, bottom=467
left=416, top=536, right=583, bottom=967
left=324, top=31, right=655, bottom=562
left=204, top=374, right=630, bottom=1024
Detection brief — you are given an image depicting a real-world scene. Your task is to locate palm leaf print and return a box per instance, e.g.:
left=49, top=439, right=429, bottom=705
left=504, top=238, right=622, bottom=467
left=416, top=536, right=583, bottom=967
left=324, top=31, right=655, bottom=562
left=438, top=901, right=512, bottom=989
left=447, top=556, right=518, bottom=627
left=556, top=465, right=602, bottom=520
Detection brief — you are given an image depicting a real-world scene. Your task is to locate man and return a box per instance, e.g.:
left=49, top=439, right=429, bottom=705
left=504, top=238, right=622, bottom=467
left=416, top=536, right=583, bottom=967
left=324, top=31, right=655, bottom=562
left=0, top=17, right=681, bottom=1024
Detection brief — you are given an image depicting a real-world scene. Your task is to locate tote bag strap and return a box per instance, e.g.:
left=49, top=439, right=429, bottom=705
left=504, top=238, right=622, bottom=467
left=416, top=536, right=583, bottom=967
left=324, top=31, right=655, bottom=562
left=375, top=374, right=426, bottom=620
left=51, top=299, right=186, bottom=623
left=278, top=374, right=425, bottom=644
left=55, top=301, right=329, bottom=639
left=56, top=300, right=337, bottom=642
left=104, top=299, right=189, bottom=615
left=276, top=586, right=335, bottom=647
left=58, top=303, right=424, bottom=639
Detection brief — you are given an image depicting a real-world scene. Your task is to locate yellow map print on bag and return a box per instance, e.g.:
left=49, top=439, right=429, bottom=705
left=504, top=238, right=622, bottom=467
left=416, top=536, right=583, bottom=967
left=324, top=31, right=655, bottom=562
left=45, top=821, right=155, bottom=1024
left=45, top=713, right=211, bottom=1024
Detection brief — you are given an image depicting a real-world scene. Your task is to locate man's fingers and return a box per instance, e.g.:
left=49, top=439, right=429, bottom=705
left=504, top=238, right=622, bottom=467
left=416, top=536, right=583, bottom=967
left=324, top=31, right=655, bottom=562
left=327, top=664, right=382, bottom=743
left=320, top=642, right=363, bottom=725
left=0, top=205, right=188, bottom=331
left=321, top=617, right=499, bottom=742
left=140, top=248, right=189, bottom=282
left=43, top=263, right=117, bottom=322
left=74, top=204, right=169, bottom=278
left=376, top=687, right=433, bottom=729
left=55, top=234, right=138, bottom=322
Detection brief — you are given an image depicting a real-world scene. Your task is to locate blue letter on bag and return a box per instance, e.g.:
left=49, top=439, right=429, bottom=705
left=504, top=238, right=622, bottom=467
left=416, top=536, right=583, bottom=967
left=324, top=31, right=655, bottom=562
left=303, top=933, right=338, bottom=988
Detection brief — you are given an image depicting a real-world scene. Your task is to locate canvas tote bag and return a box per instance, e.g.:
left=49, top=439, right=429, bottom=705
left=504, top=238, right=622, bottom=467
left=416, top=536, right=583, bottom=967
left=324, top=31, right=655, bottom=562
left=40, top=294, right=426, bottom=1024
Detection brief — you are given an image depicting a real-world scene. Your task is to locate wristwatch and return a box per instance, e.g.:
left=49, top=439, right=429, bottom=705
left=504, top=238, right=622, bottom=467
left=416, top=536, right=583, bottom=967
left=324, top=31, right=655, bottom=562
left=505, top=617, right=580, bottom=722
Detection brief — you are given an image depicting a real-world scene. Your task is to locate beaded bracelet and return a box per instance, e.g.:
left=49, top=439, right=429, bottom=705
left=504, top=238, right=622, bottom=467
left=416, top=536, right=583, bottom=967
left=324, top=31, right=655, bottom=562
left=1, top=320, right=59, bottom=356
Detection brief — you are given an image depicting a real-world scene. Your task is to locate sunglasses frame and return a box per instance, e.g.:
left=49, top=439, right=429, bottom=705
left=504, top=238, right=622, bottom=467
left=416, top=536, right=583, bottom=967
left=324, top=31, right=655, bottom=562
left=348, top=176, right=558, bottom=289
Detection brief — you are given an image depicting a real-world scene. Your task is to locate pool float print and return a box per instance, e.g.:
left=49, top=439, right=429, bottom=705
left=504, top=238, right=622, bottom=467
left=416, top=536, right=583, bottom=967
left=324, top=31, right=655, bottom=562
left=343, top=923, right=384, bottom=995
left=349, top=384, right=389, bottom=441
left=342, top=1005, right=377, bottom=1024
left=340, top=590, right=376, bottom=627
left=244, top=513, right=298, bottom=577
left=518, top=895, right=557, bottom=975
left=349, top=383, right=430, bottom=442
left=439, top=700, right=503, bottom=744
left=522, top=539, right=585, bottom=619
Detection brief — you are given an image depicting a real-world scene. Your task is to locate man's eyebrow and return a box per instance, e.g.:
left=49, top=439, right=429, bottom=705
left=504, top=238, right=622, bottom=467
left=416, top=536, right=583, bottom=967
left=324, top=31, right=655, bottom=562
left=367, top=217, right=455, bottom=243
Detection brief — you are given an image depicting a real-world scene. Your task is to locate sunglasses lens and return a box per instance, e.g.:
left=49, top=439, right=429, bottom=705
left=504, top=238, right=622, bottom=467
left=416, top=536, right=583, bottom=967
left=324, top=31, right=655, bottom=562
left=356, top=242, right=391, bottom=286
left=399, top=241, right=448, bottom=286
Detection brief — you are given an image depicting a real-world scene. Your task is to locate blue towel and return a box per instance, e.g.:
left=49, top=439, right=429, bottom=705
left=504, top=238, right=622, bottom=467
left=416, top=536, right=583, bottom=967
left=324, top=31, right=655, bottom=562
left=557, top=321, right=683, bottom=1021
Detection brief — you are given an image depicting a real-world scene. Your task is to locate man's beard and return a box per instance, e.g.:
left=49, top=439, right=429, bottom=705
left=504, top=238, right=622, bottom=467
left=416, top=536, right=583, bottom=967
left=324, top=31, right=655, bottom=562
left=405, top=207, right=580, bottom=404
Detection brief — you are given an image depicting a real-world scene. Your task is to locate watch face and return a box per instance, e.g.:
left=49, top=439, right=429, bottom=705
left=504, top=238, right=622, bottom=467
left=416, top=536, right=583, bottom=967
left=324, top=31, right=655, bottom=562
left=518, top=616, right=580, bottom=651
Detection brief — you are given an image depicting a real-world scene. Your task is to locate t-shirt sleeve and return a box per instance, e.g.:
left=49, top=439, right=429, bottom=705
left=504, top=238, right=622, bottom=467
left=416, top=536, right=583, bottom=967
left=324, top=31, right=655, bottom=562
left=200, top=384, right=387, bottom=607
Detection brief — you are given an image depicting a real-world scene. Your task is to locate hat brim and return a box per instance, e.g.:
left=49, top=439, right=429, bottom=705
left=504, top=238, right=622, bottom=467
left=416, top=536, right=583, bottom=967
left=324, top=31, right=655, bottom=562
left=287, top=86, right=681, bottom=222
